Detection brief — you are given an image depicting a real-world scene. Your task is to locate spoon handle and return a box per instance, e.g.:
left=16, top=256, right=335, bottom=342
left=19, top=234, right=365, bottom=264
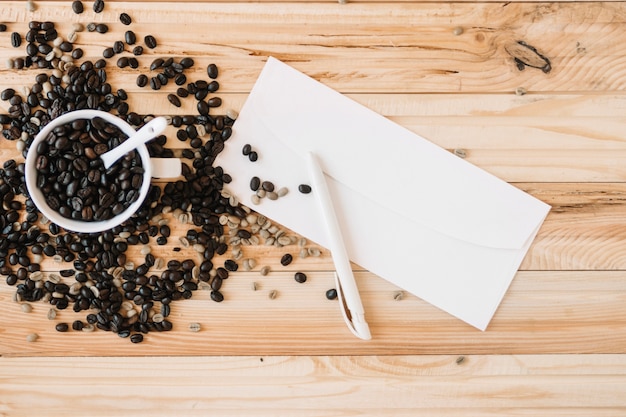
left=100, top=117, right=167, bottom=169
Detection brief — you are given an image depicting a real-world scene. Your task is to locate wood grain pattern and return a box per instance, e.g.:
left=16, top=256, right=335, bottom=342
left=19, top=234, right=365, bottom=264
left=2, top=355, right=626, bottom=416
left=1, top=1, right=626, bottom=415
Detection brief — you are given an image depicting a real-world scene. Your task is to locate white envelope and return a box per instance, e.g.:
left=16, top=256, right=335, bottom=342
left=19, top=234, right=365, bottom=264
left=215, top=57, right=550, bottom=331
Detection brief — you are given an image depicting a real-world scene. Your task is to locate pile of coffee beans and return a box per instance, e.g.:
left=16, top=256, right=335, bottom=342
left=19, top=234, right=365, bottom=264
left=34, top=117, right=144, bottom=221
left=0, top=2, right=329, bottom=344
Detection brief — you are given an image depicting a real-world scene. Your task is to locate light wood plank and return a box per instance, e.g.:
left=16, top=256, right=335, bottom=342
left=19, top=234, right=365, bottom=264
left=1, top=355, right=626, bottom=416
left=1, top=2, right=626, bottom=93
left=1, top=270, right=626, bottom=356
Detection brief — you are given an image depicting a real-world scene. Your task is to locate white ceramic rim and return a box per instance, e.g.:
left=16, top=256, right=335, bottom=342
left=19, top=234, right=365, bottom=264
left=24, top=109, right=153, bottom=233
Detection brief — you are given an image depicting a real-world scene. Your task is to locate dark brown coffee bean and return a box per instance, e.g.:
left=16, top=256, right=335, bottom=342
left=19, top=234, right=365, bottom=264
left=0, top=24, right=7, bottom=32
left=326, top=288, right=338, bottom=300
left=119, top=12, right=132, bottom=25
left=136, top=74, right=148, bottom=87
left=11, top=32, right=21, bottom=48
left=130, top=333, right=143, bottom=343
left=124, top=30, right=136, bottom=45
left=132, top=45, right=143, bottom=56
left=144, top=35, right=157, bottom=49
left=113, top=40, right=124, bottom=54
left=247, top=151, right=258, bottom=162
left=294, top=272, right=307, bottom=283
left=249, top=176, right=260, bottom=191
left=93, top=0, right=104, bottom=13
left=72, top=0, right=84, bottom=13
left=261, top=181, right=274, bottom=192
left=280, top=254, right=293, bottom=266
left=180, top=57, right=194, bottom=68
left=207, top=63, right=218, bottom=79
left=102, top=47, right=114, bottom=59
left=224, top=259, right=238, bottom=271
left=208, top=97, right=222, bottom=107
left=1, top=88, right=15, bottom=100
left=55, top=322, right=69, bottom=332
left=95, top=23, right=108, bottom=34
left=298, top=184, right=312, bottom=194
left=210, top=290, right=224, bottom=302
left=72, top=48, right=84, bottom=59
left=117, top=57, right=129, bottom=68
left=167, top=94, right=181, bottom=107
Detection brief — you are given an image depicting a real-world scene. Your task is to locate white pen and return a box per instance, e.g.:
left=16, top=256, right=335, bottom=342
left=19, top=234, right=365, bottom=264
left=305, top=151, right=371, bottom=340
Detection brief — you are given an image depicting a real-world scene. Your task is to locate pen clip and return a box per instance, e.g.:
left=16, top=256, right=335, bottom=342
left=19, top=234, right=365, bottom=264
left=335, top=272, right=372, bottom=340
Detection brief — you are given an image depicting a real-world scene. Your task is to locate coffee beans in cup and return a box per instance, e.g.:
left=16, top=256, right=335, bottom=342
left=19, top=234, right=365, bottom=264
left=34, top=116, right=144, bottom=222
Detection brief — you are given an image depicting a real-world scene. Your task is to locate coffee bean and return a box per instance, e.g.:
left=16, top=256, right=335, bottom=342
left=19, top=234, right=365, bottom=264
left=72, top=1, right=84, bottom=13
left=130, top=333, right=143, bottom=343
left=95, top=23, right=108, bottom=34
left=326, top=288, right=338, bottom=300
left=124, top=30, right=136, bottom=45
left=0, top=24, right=7, bottom=32
left=298, top=184, right=312, bottom=194
left=210, top=290, right=224, bottom=302
left=167, top=94, right=181, bottom=107
left=248, top=151, right=258, bottom=162
left=261, top=181, right=274, bottom=192
left=294, top=272, right=307, bottom=283
left=132, top=45, right=143, bottom=56
left=207, top=63, right=218, bottom=79
left=103, top=47, right=115, bottom=59
left=280, top=254, right=293, bottom=266
left=250, top=176, right=260, bottom=191
left=224, top=259, right=238, bottom=271
left=119, top=12, right=132, bottom=25
left=11, top=32, right=21, bottom=48
left=93, top=0, right=105, bottom=13
left=144, top=35, right=157, bottom=49
left=55, top=322, right=69, bottom=332
left=113, top=40, right=125, bottom=54
left=136, top=74, right=148, bottom=87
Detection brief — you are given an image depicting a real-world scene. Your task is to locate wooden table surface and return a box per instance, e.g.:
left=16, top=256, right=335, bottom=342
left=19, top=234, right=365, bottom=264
left=2, top=0, right=626, bottom=415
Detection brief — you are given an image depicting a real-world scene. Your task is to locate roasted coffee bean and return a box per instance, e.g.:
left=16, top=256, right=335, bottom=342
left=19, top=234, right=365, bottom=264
left=72, top=0, right=84, bottom=13
left=144, top=35, right=157, bottom=49
left=117, top=57, right=130, bottom=68
left=120, top=12, right=132, bottom=25
left=250, top=176, right=260, bottom=191
left=167, top=94, right=181, bottom=107
left=130, top=333, right=143, bottom=343
left=298, top=184, right=312, bottom=194
left=180, top=57, right=194, bottom=68
left=0, top=24, right=7, bottom=32
left=136, top=74, right=148, bottom=87
left=132, top=45, right=143, bottom=56
left=95, top=23, right=108, bottom=34
left=72, top=320, right=84, bottom=331
left=1, top=88, right=15, bottom=101
left=72, top=48, right=84, bottom=59
left=294, top=272, right=307, bottom=283
left=326, top=288, right=338, bottom=300
left=261, top=181, right=274, bottom=192
left=124, top=30, right=136, bottom=45
left=11, top=32, right=21, bottom=48
left=93, top=0, right=105, bottom=13
left=113, top=40, right=124, bottom=54
left=280, top=254, right=293, bottom=266
left=242, top=144, right=252, bottom=156
left=224, top=259, right=238, bottom=271
left=207, top=63, right=218, bottom=79
left=248, top=151, right=258, bottom=162
left=103, top=47, right=115, bottom=59
left=55, top=322, right=69, bottom=332
left=210, top=290, right=224, bottom=302
left=208, top=97, right=222, bottom=107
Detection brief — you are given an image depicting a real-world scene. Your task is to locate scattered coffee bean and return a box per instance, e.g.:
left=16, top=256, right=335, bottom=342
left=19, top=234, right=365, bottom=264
left=268, top=290, right=278, bottom=300
left=294, top=272, right=307, bottom=283
left=120, top=12, right=132, bottom=25
left=144, top=35, right=157, bottom=49
left=188, top=322, right=201, bottom=332
left=95, top=23, right=109, bottom=34
left=298, top=184, right=312, bottom=194
left=242, top=144, right=252, bottom=156
left=136, top=74, right=148, bottom=87
left=11, top=32, right=21, bottom=48
left=72, top=0, right=84, bottom=14
left=393, top=291, right=404, bottom=301
left=72, top=320, right=84, bottom=331
left=248, top=151, right=258, bottom=162
left=210, top=290, right=224, bottom=302
left=125, top=30, right=136, bottom=45
left=132, top=45, right=143, bottom=55
left=26, top=333, right=39, bottom=342
left=326, top=288, right=338, bottom=300
left=93, top=0, right=105, bottom=13
left=167, top=94, right=181, bottom=107
left=280, top=253, right=293, bottom=266
left=130, top=333, right=143, bottom=343
left=207, top=63, right=218, bottom=79
left=55, top=322, right=69, bottom=332
left=0, top=24, right=7, bottom=32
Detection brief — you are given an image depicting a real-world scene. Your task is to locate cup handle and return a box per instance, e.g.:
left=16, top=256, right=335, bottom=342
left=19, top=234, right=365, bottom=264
left=150, top=158, right=182, bottom=178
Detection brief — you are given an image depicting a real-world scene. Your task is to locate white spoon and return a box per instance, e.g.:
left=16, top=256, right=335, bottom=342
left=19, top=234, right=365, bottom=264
left=100, top=116, right=168, bottom=169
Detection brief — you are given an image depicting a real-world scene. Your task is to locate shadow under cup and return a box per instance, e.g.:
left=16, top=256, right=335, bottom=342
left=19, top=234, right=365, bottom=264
left=24, top=109, right=179, bottom=233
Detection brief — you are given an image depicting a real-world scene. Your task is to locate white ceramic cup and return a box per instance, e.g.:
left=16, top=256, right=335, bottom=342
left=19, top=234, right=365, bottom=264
left=25, top=109, right=181, bottom=233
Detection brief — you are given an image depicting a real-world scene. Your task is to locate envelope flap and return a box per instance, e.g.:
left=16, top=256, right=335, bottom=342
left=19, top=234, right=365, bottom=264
left=249, top=57, right=548, bottom=249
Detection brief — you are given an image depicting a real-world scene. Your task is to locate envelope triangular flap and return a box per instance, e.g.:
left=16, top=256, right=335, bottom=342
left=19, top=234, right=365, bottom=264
left=250, top=57, right=545, bottom=250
